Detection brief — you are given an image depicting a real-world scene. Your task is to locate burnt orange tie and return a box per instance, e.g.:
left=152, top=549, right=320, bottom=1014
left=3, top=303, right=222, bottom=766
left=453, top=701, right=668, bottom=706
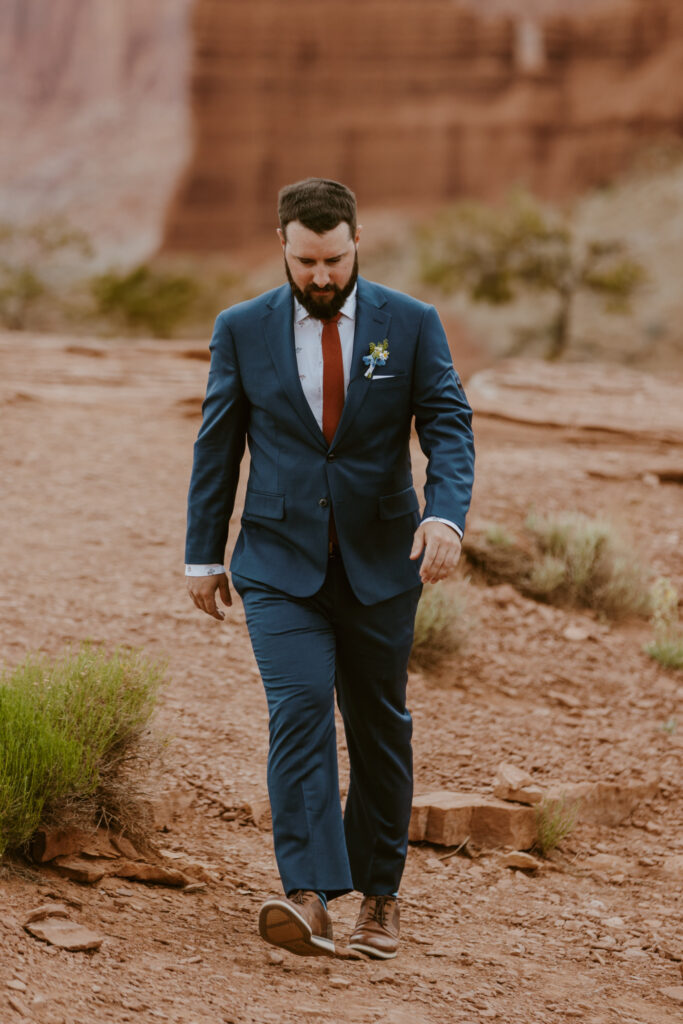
left=321, top=313, right=344, bottom=444
left=321, top=313, right=343, bottom=546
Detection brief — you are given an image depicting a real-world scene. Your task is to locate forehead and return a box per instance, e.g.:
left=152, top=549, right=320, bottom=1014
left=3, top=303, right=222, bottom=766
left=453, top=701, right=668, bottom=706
left=285, top=220, right=354, bottom=257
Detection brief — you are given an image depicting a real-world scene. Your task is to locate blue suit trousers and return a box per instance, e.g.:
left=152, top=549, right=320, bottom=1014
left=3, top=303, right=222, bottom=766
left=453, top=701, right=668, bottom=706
left=232, top=558, right=421, bottom=900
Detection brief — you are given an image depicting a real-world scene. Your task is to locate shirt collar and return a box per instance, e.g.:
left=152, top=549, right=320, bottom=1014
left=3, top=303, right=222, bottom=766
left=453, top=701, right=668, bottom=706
left=293, top=285, right=357, bottom=326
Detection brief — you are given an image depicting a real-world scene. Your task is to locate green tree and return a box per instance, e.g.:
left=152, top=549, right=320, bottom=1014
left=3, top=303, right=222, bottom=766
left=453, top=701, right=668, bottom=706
left=419, top=191, right=646, bottom=360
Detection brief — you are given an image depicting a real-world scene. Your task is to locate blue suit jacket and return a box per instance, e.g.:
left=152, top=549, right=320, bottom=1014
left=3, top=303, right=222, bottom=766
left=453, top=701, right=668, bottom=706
left=185, top=277, right=474, bottom=605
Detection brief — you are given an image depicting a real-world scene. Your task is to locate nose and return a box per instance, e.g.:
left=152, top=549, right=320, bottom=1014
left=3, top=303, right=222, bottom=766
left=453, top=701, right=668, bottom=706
left=312, top=264, right=331, bottom=288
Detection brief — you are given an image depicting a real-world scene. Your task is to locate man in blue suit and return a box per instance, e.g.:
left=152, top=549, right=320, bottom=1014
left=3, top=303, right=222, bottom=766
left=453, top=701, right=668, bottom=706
left=186, top=178, right=474, bottom=960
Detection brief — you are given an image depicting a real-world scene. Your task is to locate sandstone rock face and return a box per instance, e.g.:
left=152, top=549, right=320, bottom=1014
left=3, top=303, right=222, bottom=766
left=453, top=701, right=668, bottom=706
left=163, top=0, right=683, bottom=251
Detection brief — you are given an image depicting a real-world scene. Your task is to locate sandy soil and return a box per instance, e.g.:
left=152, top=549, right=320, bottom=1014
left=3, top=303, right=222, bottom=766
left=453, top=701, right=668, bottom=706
left=1, top=333, right=682, bottom=1024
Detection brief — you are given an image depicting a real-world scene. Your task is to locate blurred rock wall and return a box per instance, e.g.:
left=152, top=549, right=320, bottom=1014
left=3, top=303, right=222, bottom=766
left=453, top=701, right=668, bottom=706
left=0, top=0, right=193, bottom=266
left=162, top=0, right=683, bottom=251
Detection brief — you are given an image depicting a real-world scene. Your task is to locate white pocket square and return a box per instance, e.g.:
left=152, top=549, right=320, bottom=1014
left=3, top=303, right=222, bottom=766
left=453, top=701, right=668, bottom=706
left=371, top=374, right=397, bottom=380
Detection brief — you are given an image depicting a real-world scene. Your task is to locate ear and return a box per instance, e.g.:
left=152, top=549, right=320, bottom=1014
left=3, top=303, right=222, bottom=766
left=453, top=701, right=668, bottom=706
left=354, top=225, right=362, bottom=246
left=277, top=227, right=286, bottom=249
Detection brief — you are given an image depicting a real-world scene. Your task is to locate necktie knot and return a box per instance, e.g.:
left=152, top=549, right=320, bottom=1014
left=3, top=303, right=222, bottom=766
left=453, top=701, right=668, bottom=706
left=322, top=313, right=342, bottom=326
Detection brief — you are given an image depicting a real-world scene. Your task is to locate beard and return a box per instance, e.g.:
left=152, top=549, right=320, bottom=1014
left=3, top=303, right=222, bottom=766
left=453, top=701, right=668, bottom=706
left=285, top=251, right=359, bottom=320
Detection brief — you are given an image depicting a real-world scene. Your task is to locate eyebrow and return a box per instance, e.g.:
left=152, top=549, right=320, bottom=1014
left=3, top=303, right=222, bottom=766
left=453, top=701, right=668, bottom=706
left=292, top=252, right=346, bottom=262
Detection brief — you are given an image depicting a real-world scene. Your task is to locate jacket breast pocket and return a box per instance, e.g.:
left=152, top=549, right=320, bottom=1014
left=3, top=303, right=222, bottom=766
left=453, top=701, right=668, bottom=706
left=242, top=488, right=285, bottom=521
left=378, top=486, right=420, bottom=520
left=368, top=372, right=408, bottom=389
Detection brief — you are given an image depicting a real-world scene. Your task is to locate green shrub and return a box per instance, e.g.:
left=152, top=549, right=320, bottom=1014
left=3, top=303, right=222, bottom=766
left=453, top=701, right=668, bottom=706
left=411, top=579, right=473, bottom=668
left=524, top=512, right=650, bottom=618
left=465, top=513, right=650, bottom=619
left=0, top=645, right=164, bottom=857
left=534, top=793, right=581, bottom=856
left=91, top=265, right=200, bottom=337
left=645, top=577, right=683, bottom=670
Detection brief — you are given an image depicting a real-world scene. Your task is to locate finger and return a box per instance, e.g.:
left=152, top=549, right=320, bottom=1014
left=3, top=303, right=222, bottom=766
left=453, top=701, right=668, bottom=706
left=410, top=526, right=426, bottom=560
left=218, top=576, right=232, bottom=607
left=420, top=539, right=444, bottom=582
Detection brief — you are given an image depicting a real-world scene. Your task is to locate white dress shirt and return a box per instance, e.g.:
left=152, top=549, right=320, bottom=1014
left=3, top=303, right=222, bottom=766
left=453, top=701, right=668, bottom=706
left=185, top=286, right=461, bottom=576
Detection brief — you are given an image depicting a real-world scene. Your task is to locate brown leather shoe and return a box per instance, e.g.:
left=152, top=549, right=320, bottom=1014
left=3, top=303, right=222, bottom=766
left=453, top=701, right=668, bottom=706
left=348, top=895, right=400, bottom=959
left=258, top=890, right=335, bottom=957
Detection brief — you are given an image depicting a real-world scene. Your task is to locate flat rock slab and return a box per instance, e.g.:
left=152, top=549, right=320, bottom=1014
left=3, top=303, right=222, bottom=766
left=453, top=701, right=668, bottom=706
left=410, top=791, right=537, bottom=849
left=467, top=361, right=683, bottom=444
left=24, top=917, right=104, bottom=951
left=53, top=856, right=107, bottom=884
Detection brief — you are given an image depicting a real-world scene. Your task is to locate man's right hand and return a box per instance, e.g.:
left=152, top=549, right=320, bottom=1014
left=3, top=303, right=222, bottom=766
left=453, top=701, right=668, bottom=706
left=187, top=573, right=232, bottom=620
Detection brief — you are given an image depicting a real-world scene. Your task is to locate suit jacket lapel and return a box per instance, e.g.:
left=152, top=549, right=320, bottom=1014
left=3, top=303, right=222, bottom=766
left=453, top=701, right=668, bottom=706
left=262, top=285, right=327, bottom=449
left=332, top=278, right=391, bottom=448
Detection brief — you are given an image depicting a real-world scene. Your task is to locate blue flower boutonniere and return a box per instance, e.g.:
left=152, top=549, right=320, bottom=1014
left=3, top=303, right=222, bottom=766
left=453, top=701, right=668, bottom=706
left=363, top=339, right=390, bottom=379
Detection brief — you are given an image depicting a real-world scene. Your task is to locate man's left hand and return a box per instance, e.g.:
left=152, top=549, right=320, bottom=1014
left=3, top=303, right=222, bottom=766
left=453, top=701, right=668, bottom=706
left=409, top=521, right=462, bottom=584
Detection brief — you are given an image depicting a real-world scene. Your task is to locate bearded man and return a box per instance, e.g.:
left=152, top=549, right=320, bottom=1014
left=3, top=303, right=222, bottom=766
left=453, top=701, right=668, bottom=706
left=185, top=178, right=474, bottom=960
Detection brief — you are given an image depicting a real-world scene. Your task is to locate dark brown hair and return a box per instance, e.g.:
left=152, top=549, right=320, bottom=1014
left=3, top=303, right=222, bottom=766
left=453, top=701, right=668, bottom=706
left=278, top=178, right=357, bottom=238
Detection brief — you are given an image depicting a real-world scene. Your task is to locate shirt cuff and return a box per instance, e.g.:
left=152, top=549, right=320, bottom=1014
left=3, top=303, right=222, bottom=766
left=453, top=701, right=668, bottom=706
left=185, top=564, right=226, bottom=576
left=422, top=516, right=463, bottom=539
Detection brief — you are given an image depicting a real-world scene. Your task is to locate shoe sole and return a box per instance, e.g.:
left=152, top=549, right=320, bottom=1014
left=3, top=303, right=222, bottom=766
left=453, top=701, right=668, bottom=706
left=348, top=941, right=398, bottom=960
left=258, top=900, right=335, bottom=958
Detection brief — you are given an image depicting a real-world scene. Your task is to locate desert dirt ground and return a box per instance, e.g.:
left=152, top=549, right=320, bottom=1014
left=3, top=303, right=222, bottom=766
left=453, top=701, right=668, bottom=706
left=1, top=332, right=682, bottom=1024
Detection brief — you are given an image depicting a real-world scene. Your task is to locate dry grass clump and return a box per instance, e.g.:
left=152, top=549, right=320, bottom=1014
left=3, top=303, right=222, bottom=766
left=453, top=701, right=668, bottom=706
left=464, top=512, right=650, bottom=619
left=411, top=578, right=474, bottom=668
left=645, top=577, right=683, bottom=670
left=0, top=645, right=164, bottom=857
left=534, top=793, right=581, bottom=856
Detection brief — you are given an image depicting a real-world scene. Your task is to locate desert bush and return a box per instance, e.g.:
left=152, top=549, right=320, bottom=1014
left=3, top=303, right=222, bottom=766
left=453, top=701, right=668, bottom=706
left=0, top=645, right=164, bottom=857
left=645, top=577, right=683, bottom=670
left=90, top=264, right=201, bottom=338
left=0, top=218, right=92, bottom=329
left=464, top=512, right=650, bottom=619
left=534, top=793, right=581, bottom=856
left=525, top=512, right=650, bottom=617
left=411, top=578, right=473, bottom=667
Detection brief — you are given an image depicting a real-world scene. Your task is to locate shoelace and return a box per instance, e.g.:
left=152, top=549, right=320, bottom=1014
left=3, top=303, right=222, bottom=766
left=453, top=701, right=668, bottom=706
left=369, top=895, right=394, bottom=927
left=289, top=890, right=311, bottom=905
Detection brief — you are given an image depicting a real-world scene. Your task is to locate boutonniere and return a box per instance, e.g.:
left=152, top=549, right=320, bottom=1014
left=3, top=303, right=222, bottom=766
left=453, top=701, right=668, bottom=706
left=363, top=339, right=390, bottom=379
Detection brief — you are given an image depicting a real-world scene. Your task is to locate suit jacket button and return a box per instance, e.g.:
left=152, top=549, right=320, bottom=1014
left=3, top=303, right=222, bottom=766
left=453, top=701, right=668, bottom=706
left=326, top=452, right=336, bottom=462
left=319, top=497, right=329, bottom=508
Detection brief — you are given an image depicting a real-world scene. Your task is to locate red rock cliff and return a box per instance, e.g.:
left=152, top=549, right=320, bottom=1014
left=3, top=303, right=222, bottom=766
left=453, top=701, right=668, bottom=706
left=162, top=0, right=683, bottom=251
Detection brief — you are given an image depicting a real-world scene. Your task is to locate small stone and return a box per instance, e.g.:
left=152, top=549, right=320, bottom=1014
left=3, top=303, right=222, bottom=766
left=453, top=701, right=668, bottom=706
left=603, top=916, right=626, bottom=928
left=659, top=987, right=683, bottom=1005
left=267, top=951, right=284, bottom=965
left=7, top=995, right=30, bottom=1017
left=493, top=764, right=544, bottom=806
left=563, top=624, right=592, bottom=641
left=6, top=981, right=27, bottom=992
left=499, top=851, right=542, bottom=871
left=109, top=833, right=143, bottom=860
left=661, top=855, right=683, bottom=880
left=112, top=860, right=190, bottom=887
left=591, top=936, right=617, bottom=949
left=328, top=976, right=351, bottom=989
left=182, top=882, right=207, bottom=894
left=619, top=948, right=648, bottom=960
left=25, top=918, right=104, bottom=951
